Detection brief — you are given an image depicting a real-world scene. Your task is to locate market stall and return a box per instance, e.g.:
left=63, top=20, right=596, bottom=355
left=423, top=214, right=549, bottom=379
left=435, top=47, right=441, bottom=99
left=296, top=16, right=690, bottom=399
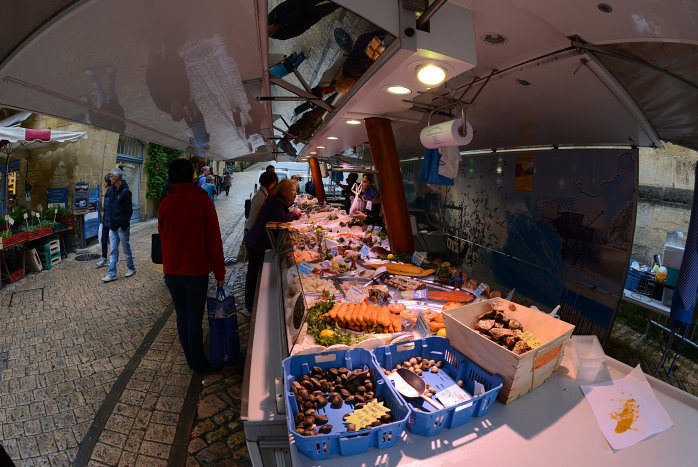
left=242, top=198, right=698, bottom=465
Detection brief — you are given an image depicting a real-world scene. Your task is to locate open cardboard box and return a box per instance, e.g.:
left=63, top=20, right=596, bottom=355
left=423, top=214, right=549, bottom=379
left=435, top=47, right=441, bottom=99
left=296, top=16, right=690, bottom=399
left=442, top=298, right=574, bottom=404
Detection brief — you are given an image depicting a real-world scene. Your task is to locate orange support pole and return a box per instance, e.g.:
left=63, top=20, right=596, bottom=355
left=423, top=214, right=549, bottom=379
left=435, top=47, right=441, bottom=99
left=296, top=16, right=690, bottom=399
left=364, top=117, right=414, bottom=254
left=308, top=157, right=326, bottom=203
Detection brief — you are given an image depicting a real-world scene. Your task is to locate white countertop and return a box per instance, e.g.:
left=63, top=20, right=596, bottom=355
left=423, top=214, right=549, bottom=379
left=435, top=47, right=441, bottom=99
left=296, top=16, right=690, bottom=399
left=290, top=350, right=698, bottom=467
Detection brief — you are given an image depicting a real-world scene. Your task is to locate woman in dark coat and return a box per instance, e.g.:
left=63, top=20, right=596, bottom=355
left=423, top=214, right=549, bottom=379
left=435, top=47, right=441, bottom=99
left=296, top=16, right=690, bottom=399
left=96, top=173, right=112, bottom=268
left=244, top=178, right=300, bottom=311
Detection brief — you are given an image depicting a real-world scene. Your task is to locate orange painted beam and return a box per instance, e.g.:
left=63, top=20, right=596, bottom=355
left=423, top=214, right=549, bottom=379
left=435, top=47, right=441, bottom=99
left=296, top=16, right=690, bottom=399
left=364, top=117, right=414, bottom=254
left=308, top=157, right=326, bottom=203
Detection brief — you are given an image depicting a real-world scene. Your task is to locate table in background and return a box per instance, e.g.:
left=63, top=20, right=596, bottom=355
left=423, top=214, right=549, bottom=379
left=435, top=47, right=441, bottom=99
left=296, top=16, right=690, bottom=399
left=621, top=288, right=697, bottom=351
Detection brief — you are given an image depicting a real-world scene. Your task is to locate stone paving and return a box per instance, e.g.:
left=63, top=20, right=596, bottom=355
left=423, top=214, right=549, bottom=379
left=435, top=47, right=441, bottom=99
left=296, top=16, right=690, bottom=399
left=0, top=164, right=261, bottom=466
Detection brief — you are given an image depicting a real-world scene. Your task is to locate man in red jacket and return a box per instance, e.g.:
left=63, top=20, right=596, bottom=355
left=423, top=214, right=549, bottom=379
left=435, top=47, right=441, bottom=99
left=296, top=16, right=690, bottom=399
left=159, top=159, right=225, bottom=374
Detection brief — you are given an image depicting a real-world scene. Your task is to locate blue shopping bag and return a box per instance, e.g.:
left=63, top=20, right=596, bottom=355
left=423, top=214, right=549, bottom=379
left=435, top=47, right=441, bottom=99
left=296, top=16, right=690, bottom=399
left=207, top=287, right=242, bottom=368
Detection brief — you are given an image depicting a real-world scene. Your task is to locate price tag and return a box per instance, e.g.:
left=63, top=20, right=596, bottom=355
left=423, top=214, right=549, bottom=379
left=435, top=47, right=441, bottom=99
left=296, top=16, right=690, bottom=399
left=298, top=261, right=316, bottom=276
left=365, top=225, right=373, bottom=233
left=473, top=283, right=488, bottom=297
left=345, top=286, right=368, bottom=303
left=35, top=212, right=41, bottom=218
left=31, top=211, right=35, bottom=217
left=434, top=384, right=472, bottom=407
left=359, top=245, right=371, bottom=257
left=372, top=225, right=382, bottom=234
left=318, top=260, right=331, bottom=269
left=330, top=247, right=338, bottom=257
left=366, top=200, right=373, bottom=211
left=6, top=216, right=14, bottom=226
left=415, top=311, right=430, bottom=338
left=414, top=289, right=428, bottom=300
left=380, top=239, right=390, bottom=249
left=23, top=213, right=28, bottom=219
left=54, top=209, right=58, bottom=214
left=411, top=251, right=426, bottom=267
left=344, top=400, right=391, bottom=430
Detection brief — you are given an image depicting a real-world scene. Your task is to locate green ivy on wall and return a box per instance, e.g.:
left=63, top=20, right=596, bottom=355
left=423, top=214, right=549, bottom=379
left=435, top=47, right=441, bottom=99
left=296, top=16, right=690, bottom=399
left=144, top=143, right=183, bottom=200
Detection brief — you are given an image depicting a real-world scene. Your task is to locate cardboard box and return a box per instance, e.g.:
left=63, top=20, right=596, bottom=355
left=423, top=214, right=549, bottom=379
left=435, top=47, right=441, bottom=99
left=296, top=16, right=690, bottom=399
left=442, top=298, right=574, bottom=404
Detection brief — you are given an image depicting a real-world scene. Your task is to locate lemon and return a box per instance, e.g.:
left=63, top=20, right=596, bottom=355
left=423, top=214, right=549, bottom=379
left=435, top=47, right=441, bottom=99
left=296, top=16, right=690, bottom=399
left=331, top=263, right=338, bottom=268
left=319, top=329, right=335, bottom=338
left=436, top=328, right=447, bottom=338
left=387, top=254, right=394, bottom=259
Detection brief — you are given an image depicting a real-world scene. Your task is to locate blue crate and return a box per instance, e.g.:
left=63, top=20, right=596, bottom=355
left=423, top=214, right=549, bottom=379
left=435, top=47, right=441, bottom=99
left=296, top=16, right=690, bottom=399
left=624, top=267, right=644, bottom=292
left=283, top=348, right=411, bottom=460
left=372, top=336, right=503, bottom=437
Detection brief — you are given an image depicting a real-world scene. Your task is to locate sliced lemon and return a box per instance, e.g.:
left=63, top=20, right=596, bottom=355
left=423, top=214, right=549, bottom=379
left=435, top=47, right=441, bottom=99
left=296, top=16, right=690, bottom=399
left=436, top=328, right=447, bottom=338
left=319, top=329, right=335, bottom=338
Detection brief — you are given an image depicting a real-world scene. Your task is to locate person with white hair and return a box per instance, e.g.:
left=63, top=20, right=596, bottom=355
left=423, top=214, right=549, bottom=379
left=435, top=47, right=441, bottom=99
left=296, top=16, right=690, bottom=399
left=102, top=167, right=136, bottom=282
left=195, top=166, right=210, bottom=187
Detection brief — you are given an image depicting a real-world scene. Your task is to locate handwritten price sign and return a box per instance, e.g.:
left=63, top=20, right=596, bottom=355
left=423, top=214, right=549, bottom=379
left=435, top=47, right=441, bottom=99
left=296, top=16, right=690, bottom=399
left=344, top=400, right=391, bottom=430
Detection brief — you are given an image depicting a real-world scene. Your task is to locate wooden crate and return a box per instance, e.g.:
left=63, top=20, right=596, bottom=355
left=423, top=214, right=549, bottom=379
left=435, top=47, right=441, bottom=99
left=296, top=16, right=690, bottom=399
left=442, top=298, right=574, bottom=404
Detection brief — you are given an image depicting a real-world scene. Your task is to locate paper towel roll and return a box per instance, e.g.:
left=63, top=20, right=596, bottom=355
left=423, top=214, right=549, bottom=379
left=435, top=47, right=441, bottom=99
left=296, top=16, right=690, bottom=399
left=420, top=119, right=473, bottom=148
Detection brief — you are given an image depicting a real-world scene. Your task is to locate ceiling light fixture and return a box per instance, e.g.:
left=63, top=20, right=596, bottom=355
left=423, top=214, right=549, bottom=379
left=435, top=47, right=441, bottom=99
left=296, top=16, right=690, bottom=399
left=417, top=64, right=446, bottom=86
left=346, top=119, right=361, bottom=125
left=316, top=146, right=326, bottom=149
left=327, top=136, right=339, bottom=140
left=310, top=151, right=317, bottom=155
left=482, top=33, right=508, bottom=45
left=386, top=85, right=412, bottom=95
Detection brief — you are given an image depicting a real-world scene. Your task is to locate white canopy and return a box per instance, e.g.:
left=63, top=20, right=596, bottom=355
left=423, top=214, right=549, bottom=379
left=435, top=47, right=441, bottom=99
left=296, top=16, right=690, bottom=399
left=0, top=127, right=87, bottom=154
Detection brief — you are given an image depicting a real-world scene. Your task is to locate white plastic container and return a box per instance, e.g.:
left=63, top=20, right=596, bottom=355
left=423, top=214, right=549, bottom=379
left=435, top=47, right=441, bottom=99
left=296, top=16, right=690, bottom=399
left=569, top=335, right=605, bottom=380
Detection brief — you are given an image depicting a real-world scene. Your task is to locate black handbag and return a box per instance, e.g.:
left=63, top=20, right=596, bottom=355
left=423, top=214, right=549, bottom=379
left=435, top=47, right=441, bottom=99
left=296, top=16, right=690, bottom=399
left=151, top=233, right=163, bottom=264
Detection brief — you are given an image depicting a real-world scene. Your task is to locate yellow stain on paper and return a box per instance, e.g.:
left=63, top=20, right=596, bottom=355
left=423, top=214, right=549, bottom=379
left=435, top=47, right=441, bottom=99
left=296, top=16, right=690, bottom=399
left=345, top=400, right=391, bottom=430
left=610, top=392, right=639, bottom=434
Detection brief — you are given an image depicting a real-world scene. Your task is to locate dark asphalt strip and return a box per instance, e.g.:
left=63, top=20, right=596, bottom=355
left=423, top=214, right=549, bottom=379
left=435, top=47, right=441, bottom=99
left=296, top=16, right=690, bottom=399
left=74, top=303, right=175, bottom=466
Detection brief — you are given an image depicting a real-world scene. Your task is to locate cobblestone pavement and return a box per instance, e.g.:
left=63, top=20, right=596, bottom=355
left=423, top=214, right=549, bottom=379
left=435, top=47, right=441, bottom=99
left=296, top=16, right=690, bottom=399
left=0, top=165, right=262, bottom=466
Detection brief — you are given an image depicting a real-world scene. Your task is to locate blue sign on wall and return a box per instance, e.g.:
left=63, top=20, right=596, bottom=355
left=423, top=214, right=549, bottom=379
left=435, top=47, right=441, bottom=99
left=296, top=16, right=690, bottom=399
left=47, top=187, right=68, bottom=207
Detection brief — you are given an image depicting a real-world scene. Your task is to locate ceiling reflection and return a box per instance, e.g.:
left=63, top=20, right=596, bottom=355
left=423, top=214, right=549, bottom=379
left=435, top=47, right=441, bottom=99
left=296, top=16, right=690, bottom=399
left=266, top=0, right=395, bottom=159
left=0, top=0, right=269, bottom=160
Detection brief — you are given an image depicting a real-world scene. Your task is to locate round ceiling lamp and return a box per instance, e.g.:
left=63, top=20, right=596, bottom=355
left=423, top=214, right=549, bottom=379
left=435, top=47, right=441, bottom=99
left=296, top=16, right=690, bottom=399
left=417, top=64, right=446, bottom=86
left=346, top=119, right=361, bottom=125
left=386, top=85, right=412, bottom=95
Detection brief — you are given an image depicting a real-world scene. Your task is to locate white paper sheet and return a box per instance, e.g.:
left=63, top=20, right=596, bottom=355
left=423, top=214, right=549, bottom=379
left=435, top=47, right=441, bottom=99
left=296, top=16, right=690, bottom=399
left=581, top=364, right=673, bottom=450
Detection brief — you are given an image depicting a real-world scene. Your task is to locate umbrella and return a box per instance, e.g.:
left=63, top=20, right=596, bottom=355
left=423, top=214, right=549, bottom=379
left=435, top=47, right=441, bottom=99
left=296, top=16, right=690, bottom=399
left=0, top=126, right=87, bottom=215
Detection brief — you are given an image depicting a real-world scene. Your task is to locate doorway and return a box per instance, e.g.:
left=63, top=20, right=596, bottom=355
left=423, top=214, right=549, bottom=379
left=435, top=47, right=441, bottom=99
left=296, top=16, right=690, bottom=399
left=116, top=136, right=143, bottom=223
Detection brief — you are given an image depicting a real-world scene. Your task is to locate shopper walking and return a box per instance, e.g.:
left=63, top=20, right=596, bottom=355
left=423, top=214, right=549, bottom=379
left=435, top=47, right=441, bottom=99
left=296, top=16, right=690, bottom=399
left=222, top=169, right=232, bottom=196
left=96, top=172, right=112, bottom=268
left=203, top=175, right=217, bottom=203
left=159, top=159, right=225, bottom=374
left=244, top=178, right=300, bottom=311
left=102, top=168, right=135, bottom=282
left=195, top=166, right=210, bottom=187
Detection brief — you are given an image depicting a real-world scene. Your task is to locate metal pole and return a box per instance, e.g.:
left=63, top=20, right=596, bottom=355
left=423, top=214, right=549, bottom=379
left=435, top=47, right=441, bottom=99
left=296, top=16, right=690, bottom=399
left=416, top=0, right=449, bottom=29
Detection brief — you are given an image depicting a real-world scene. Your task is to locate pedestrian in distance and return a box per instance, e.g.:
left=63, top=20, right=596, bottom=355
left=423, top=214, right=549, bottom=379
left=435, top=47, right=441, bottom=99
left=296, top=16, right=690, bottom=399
left=96, top=172, right=112, bottom=268
left=203, top=175, right=217, bottom=204
left=102, top=168, right=135, bottom=282
left=159, top=159, right=225, bottom=374
left=266, top=164, right=275, bottom=173
left=222, top=169, right=232, bottom=196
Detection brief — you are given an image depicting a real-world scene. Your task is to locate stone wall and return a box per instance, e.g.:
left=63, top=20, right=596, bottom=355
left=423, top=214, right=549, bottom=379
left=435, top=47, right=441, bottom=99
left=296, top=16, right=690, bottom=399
left=4, top=115, right=161, bottom=251
left=632, top=142, right=697, bottom=265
